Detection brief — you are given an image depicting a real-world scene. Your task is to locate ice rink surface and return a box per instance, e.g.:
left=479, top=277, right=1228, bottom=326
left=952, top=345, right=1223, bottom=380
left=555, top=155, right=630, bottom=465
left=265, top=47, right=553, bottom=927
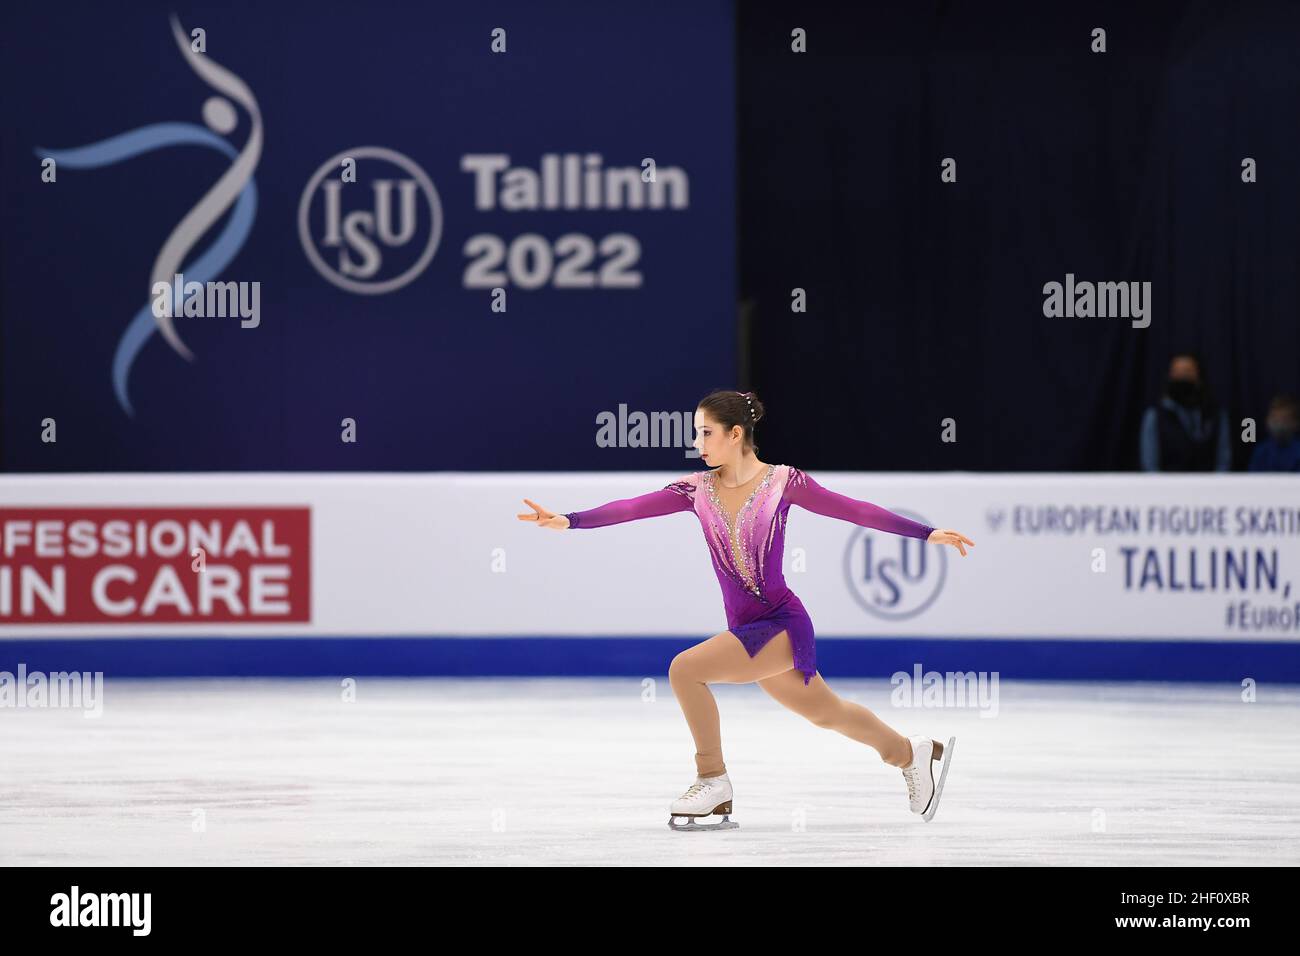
left=2, top=677, right=1297, bottom=866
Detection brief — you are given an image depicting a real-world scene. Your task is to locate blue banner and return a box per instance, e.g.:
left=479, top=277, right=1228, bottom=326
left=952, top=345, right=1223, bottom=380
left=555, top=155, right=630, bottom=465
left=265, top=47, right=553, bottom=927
left=1, top=0, right=735, bottom=470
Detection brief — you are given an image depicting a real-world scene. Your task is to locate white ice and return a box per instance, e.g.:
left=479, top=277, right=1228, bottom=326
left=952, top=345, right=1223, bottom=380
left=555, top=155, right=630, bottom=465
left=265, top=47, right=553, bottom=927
left=1, top=678, right=1297, bottom=865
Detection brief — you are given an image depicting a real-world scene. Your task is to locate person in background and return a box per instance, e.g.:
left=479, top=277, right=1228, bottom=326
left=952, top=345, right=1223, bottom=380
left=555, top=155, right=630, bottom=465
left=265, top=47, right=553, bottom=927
left=1248, top=394, right=1300, bottom=472
left=1140, top=351, right=1231, bottom=472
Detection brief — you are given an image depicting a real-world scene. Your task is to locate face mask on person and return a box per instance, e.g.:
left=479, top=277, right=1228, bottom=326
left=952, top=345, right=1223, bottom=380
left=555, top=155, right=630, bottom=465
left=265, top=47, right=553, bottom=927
left=1268, top=420, right=1297, bottom=443
left=1165, top=378, right=1203, bottom=409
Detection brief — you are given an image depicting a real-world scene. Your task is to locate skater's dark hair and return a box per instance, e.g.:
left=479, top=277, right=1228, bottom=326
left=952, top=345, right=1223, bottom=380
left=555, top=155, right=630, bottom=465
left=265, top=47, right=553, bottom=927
left=697, top=389, right=765, bottom=453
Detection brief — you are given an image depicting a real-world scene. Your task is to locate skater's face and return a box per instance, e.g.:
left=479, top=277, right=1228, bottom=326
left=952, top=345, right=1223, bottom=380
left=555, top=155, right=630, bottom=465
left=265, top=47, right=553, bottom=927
left=693, top=410, right=747, bottom=465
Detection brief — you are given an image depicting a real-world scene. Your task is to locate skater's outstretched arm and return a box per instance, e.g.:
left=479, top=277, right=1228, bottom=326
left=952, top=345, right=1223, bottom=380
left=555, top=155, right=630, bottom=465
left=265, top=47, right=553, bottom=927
left=784, top=468, right=976, bottom=555
left=518, top=477, right=695, bottom=530
left=784, top=467, right=934, bottom=540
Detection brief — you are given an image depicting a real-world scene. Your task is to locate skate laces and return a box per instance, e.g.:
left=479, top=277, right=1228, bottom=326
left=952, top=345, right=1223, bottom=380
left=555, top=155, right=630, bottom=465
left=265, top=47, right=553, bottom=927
left=902, top=766, right=919, bottom=801
left=901, top=741, right=922, bottom=801
left=681, top=780, right=710, bottom=800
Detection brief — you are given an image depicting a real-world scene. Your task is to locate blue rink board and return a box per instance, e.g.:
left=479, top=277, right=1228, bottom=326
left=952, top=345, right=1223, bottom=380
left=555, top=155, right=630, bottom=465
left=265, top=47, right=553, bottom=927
left=1, top=637, right=1296, bottom=682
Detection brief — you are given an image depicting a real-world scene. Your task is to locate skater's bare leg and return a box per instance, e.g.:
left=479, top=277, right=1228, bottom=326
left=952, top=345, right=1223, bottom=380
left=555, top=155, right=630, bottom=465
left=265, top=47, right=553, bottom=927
left=668, top=629, right=798, bottom=779
left=757, top=669, right=912, bottom=767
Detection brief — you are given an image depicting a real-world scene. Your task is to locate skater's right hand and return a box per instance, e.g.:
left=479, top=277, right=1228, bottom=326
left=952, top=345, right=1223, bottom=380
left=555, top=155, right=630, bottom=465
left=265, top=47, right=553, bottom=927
left=518, top=498, right=571, bottom=530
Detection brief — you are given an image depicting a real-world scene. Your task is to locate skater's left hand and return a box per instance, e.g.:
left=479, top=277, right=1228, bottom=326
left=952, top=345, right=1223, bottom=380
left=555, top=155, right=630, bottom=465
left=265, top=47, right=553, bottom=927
left=927, top=529, right=974, bottom=556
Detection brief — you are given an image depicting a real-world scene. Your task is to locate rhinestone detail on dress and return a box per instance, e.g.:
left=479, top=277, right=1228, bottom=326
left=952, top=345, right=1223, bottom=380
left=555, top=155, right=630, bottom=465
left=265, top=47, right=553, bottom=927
left=705, top=463, right=776, bottom=600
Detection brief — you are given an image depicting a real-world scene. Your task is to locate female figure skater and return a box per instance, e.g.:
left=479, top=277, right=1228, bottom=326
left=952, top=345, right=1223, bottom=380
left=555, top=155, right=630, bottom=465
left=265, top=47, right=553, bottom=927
left=518, top=390, right=974, bottom=830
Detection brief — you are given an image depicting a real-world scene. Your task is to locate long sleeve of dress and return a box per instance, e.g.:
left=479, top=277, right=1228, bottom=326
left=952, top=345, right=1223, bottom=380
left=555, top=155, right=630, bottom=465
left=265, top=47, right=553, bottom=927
left=564, top=477, right=695, bottom=529
left=785, top=467, right=934, bottom=540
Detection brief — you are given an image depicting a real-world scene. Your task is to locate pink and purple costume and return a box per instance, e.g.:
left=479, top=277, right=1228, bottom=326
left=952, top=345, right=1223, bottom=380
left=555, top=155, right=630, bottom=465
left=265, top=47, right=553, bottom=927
left=565, top=464, right=934, bottom=685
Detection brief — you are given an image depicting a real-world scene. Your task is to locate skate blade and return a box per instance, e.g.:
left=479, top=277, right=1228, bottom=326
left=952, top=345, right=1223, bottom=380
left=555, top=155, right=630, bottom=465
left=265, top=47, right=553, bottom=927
left=922, top=735, right=956, bottom=822
left=668, top=813, right=739, bottom=832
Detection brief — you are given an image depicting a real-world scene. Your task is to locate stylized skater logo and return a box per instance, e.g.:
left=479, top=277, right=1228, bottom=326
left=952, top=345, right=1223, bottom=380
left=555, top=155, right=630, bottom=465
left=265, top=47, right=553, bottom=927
left=34, top=14, right=261, bottom=415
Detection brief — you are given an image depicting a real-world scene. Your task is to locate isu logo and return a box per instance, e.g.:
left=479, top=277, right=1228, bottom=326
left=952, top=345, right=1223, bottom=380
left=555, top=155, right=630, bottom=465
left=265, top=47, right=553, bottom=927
left=842, top=510, right=946, bottom=621
left=298, top=146, right=443, bottom=294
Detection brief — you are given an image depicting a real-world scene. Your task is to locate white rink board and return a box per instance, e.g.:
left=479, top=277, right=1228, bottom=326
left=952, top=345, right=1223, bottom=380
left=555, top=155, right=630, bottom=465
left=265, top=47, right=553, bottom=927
left=1, top=472, right=1298, bottom=642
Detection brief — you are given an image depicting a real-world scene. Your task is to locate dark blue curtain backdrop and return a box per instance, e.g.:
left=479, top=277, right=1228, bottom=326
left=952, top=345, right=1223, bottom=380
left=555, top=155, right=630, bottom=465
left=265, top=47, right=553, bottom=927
left=739, top=0, right=1300, bottom=470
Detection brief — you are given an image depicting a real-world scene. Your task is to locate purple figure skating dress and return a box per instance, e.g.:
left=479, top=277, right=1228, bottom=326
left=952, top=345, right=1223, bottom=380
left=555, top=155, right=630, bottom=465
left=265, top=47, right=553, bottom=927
left=565, top=464, right=934, bottom=685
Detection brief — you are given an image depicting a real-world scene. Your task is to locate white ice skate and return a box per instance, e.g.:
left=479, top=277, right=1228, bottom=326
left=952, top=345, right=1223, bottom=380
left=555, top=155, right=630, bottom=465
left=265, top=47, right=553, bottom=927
left=667, top=773, right=738, bottom=831
left=900, top=735, right=956, bottom=822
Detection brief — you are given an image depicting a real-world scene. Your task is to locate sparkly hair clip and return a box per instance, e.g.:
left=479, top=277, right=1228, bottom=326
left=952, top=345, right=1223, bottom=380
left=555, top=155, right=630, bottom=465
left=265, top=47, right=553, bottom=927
left=739, top=390, right=755, bottom=423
